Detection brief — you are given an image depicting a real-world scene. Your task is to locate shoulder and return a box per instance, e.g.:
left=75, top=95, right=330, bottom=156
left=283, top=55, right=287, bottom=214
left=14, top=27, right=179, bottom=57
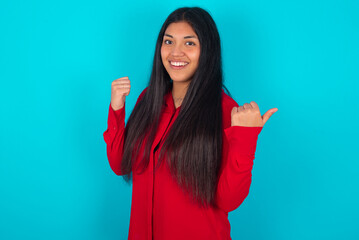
left=134, top=87, right=149, bottom=107
left=139, top=87, right=149, bottom=99
left=221, top=89, right=238, bottom=109
left=221, top=89, right=239, bottom=129
left=136, top=87, right=149, bottom=102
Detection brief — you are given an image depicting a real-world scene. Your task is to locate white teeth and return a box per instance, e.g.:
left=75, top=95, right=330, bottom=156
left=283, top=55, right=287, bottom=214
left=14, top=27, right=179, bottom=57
left=170, top=61, right=188, bottom=66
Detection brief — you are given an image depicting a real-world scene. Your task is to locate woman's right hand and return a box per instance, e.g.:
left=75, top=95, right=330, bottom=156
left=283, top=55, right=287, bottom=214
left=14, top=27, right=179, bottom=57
left=111, top=77, right=131, bottom=111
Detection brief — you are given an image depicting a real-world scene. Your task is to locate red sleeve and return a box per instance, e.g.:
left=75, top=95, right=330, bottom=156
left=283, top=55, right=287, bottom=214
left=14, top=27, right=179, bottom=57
left=103, top=87, right=148, bottom=175
left=215, top=92, right=263, bottom=212
left=215, top=126, right=262, bottom=212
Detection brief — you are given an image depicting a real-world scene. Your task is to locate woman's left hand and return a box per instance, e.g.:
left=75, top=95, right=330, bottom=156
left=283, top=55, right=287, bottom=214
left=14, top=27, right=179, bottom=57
left=231, top=101, right=278, bottom=127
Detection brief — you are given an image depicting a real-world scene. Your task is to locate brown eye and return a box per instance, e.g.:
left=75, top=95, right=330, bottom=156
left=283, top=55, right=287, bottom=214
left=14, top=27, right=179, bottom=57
left=186, top=41, right=195, bottom=46
left=164, top=40, right=172, bottom=44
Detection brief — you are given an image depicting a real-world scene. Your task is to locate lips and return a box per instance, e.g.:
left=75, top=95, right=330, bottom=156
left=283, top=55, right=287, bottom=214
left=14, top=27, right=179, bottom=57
left=169, top=61, right=189, bottom=70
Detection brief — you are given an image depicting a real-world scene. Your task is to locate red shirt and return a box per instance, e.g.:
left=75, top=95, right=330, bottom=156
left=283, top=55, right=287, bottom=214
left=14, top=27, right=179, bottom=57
left=103, top=87, right=263, bottom=240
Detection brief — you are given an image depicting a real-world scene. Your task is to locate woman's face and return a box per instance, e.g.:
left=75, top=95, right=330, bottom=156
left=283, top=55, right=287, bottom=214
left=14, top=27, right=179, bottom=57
left=161, top=21, right=200, bottom=84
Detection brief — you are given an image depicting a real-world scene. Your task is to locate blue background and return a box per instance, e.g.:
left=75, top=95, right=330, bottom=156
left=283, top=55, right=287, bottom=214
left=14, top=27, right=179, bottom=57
left=1, top=0, right=358, bottom=239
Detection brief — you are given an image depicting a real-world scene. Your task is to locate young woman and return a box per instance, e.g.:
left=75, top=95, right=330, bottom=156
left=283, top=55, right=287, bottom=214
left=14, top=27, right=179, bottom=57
left=103, top=7, right=277, bottom=240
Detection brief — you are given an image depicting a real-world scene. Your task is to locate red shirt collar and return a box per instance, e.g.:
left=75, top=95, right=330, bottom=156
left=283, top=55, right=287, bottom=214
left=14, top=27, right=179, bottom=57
left=164, top=88, right=224, bottom=111
left=164, top=89, right=181, bottom=111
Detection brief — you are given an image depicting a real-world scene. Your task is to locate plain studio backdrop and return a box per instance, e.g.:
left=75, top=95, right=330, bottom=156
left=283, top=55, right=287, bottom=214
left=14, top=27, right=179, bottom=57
left=0, top=0, right=358, bottom=239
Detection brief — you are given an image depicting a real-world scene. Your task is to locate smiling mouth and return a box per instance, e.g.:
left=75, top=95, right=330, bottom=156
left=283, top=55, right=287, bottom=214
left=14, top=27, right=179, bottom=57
left=170, top=61, right=189, bottom=66
left=169, top=61, right=189, bottom=69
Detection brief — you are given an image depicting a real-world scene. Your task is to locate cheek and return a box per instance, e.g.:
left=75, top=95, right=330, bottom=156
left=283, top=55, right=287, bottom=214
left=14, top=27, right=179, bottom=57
left=190, top=50, right=200, bottom=64
left=160, top=48, right=164, bottom=61
left=160, top=48, right=168, bottom=65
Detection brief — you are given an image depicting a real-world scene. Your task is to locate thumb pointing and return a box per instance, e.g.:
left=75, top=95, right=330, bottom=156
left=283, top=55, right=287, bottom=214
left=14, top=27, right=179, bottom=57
left=262, top=108, right=278, bottom=125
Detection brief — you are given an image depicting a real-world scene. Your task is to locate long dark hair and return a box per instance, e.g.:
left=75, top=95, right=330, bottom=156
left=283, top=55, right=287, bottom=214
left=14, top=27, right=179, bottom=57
left=121, top=7, right=231, bottom=208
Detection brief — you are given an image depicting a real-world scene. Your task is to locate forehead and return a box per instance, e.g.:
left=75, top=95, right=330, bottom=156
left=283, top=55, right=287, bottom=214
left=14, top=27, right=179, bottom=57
left=164, top=21, right=197, bottom=36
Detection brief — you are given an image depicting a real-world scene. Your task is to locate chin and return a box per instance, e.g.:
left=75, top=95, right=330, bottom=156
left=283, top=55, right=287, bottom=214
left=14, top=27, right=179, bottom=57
left=171, top=78, right=191, bottom=83
left=170, top=74, right=194, bottom=83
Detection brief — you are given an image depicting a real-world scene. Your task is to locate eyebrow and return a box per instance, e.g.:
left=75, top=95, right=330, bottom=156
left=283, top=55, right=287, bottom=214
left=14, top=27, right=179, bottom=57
left=164, top=34, right=197, bottom=39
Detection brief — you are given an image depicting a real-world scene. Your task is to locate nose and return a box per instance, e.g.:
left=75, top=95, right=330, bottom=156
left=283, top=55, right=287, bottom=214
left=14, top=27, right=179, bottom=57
left=171, top=43, right=185, bottom=57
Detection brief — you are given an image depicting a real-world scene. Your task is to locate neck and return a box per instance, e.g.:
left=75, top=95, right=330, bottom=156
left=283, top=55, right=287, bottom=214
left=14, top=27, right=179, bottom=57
left=172, top=81, right=190, bottom=108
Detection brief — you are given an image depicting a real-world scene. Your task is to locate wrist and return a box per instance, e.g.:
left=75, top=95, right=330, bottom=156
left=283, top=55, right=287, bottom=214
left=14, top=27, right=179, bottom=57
left=111, top=103, right=124, bottom=111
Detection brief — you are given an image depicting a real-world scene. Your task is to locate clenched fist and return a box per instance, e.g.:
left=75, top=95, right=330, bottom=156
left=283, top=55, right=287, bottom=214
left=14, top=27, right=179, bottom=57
left=111, top=77, right=131, bottom=111
left=231, top=101, right=278, bottom=127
